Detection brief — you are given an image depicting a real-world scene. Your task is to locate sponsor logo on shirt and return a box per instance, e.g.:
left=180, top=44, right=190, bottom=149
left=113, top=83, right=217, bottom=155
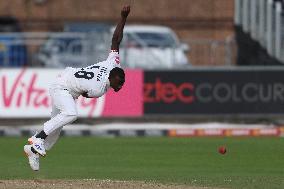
left=97, top=67, right=107, bottom=81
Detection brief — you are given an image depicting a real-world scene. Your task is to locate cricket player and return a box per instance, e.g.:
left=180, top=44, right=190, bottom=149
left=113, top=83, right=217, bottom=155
left=24, top=5, right=131, bottom=171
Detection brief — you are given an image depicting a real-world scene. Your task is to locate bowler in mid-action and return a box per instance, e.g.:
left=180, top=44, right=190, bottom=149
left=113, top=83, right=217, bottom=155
left=24, top=5, right=131, bottom=171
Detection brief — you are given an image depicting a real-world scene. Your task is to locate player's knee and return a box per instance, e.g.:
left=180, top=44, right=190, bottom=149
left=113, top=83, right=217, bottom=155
left=62, top=111, right=78, bottom=123
left=67, top=114, right=78, bottom=123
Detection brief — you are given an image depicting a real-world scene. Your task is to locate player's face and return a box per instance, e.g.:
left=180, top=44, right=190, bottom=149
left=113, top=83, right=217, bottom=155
left=111, top=76, right=125, bottom=92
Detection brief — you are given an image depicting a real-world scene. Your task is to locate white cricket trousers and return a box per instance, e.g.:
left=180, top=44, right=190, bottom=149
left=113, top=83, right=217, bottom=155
left=43, top=86, right=78, bottom=150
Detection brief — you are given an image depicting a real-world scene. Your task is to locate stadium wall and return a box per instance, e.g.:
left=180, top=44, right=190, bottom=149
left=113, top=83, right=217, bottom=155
left=0, top=1, right=235, bottom=67
left=0, top=0, right=234, bottom=40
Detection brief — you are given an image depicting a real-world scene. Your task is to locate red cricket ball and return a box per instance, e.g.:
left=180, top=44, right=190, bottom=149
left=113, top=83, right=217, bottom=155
left=218, top=146, right=227, bottom=154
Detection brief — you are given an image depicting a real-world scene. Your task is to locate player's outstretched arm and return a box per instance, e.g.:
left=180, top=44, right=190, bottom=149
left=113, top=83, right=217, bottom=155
left=111, top=5, right=130, bottom=52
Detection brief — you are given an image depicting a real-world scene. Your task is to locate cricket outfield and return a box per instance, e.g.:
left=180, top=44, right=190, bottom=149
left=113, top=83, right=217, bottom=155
left=0, top=137, right=283, bottom=189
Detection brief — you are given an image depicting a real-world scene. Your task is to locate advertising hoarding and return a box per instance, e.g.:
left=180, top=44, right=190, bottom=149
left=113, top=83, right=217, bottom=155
left=0, top=68, right=143, bottom=118
left=144, top=70, right=284, bottom=115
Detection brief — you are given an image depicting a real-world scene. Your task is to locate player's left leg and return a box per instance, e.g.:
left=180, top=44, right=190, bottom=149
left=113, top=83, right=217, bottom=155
left=30, top=88, right=78, bottom=156
left=24, top=144, right=40, bottom=171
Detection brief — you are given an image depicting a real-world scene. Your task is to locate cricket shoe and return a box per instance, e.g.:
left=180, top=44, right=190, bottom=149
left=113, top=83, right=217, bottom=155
left=24, top=145, right=40, bottom=171
left=28, top=135, right=46, bottom=156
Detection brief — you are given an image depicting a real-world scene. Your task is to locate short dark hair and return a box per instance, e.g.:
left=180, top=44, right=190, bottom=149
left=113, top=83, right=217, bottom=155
left=109, top=67, right=125, bottom=82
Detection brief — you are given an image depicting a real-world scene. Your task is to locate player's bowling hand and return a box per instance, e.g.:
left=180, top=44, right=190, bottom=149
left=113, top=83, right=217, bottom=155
left=121, top=5, right=130, bottom=18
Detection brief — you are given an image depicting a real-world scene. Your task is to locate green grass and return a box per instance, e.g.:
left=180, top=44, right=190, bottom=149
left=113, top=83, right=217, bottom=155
left=1, top=137, right=284, bottom=189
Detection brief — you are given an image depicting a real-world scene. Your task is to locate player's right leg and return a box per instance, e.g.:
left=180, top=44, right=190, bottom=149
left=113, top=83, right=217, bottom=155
left=24, top=105, right=60, bottom=171
left=44, top=105, right=62, bottom=151
left=30, top=88, right=78, bottom=156
left=44, top=127, right=62, bottom=151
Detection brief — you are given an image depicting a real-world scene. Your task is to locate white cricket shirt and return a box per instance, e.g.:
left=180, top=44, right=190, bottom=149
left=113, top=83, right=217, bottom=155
left=56, top=51, right=121, bottom=98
